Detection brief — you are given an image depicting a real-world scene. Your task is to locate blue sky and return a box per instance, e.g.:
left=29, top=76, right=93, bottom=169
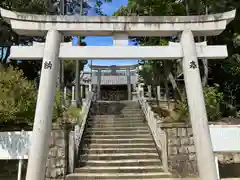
left=72, top=0, right=138, bottom=71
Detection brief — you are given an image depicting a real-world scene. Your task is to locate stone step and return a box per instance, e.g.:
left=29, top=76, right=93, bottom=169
left=88, top=118, right=145, bottom=122
left=112, top=111, right=143, bottom=114
left=89, top=116, right=144, bottom=120
left=87, top=123, right=146, bottom=128
left=87, top=127, right=148, bottom=131
left=75, top=165, right=164, bottom=173
left=66, top=172, right=170, bottom=179
left=92, top=110, right=142, bottom=113
left=88, top=123, right=146, bottom=128
left=82, top=147, right=157, bottom=154
left=80, top=153, right=159, bottom=161
left=84, top=143, right=156, bottom=149
left=86, top=130, right=150, bottom=135
left=85, top=134, right=151, bottom=139
left=91, top=113, right=142, bottom=116
left=95, top=106, right=141, bottom=109
left=87, top=122, right=145, bottom=126
left=88, top=117, right=144, bottom=120
left=90, top=112, right=143, bottom=115
left=87, top=122, right=146, bottom=127
left=94, top=103, right=140, bottom=105
left=78, top=159, right=162, bottom=167
left=92, top=104, right=140, bottom=108
left=87, top=117, right=146, bottom=123
left=91, top=107, right=141, bottom=110
left=83, top=138, right=153, bottom=144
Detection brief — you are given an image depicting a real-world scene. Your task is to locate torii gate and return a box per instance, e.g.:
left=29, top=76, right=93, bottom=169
left=0, top=8, right=236, bottom=180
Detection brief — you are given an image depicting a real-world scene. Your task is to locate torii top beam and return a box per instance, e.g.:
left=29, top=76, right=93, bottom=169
left=0, top=8, right=236, bottom=37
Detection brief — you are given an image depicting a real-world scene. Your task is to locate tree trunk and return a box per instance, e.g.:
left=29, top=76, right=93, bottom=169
left=202, top=6, right=209, bottom=87
left=202, top=59, right=208, bottom=87
left=168, top=72, right=183, bottom=101
left=58, top=0, right=65, bottom=92
left=155, top=85, right=160, bottom=107
left=153, top=66, right=161, bottom=107
left=75, top=60, right=80, bottom=107
left=164, top=61, right=170, bottom=109
left=185, top=0, right=189, bottom=15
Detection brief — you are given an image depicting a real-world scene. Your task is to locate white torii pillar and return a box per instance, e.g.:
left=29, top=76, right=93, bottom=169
left=26, top=30, right=61, bottom=180
left=181, top=30, right=218, bottom=180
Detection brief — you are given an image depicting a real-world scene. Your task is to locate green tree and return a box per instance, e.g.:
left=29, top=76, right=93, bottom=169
left=174, top=86, right=224, bottom=121
left=0, top=0, right=49, bottom=80
left=206, top=1, right=240, bottom=106
left=0, top=66, right=66, bottom=125
left=64, top=59, right=88, bottom=86
left=0, top=66, right=37, bottom=124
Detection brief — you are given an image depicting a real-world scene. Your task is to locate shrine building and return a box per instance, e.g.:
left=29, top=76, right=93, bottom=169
left=81, top=64, right=138, bottom=101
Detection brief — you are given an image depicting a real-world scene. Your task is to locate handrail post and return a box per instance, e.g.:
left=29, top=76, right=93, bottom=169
left=161, top=129, right=168, bottom=172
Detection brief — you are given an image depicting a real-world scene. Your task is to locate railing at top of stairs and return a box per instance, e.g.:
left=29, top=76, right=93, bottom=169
left=137, top=89, right=169, bottom=173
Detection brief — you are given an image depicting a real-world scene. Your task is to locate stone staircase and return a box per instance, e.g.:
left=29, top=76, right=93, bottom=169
left=67, top=101, right=170, bottom=179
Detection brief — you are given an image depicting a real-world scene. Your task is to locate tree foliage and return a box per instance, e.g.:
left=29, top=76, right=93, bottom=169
left=64, top=59, right=88, bottom=86
left=0, top=66, right=37, bottom=124
left=0, top=0, right=49, bottom=81
left=172, top=86, right=223, bottom=122
left=0, top=66, right=66, bottom=125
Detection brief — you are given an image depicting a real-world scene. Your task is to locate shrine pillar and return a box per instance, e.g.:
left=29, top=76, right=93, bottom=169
left=97, top=69, right=101, bottom=100
left=26, top=30, right=61, bottom=180
left=181, top=30, right=218, bottom=180
left=127, top=68, right=131, bottom=100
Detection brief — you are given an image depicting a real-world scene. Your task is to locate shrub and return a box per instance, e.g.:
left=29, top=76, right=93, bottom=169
left=173, top=86, right=224, bottom=121
left=0, top=66, right=67, bottom=125
left=172, top=99, right=189, bottom=122
left=59, top=107, right=82, bottom=125
left=203, top=86, right=224, bottom=121
left=52, top=90, right=65, bottom=122
left=0, top=66, right=37, bottom=124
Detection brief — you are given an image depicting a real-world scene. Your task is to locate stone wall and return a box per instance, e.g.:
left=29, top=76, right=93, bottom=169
left=45, top=126, right=70, bottom=180
left=0, top=125, right=73, bottom=180
left=160, top=123, right=240, bottom=178
left=160, top=123, right=198, bottom=177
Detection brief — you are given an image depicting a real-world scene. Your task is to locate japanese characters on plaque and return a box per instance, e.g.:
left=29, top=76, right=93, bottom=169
left=44, top=61, right=53, bottom=70
left=189, top=60, right=197, bottom=69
